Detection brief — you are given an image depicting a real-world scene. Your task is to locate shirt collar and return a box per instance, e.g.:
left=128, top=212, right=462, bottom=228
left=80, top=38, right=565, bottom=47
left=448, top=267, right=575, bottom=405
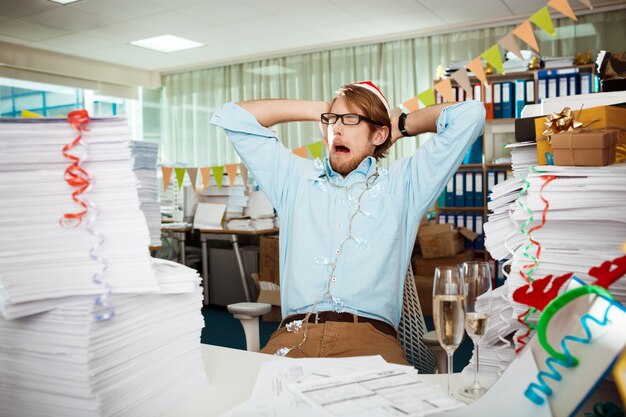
left=322, top=156, right=377, bottom=184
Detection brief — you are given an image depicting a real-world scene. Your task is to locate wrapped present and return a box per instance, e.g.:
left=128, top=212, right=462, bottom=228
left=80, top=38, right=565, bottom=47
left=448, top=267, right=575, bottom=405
left=551, top=129, right=617, bottom=166
left=536, top=137, right=554, bottom=165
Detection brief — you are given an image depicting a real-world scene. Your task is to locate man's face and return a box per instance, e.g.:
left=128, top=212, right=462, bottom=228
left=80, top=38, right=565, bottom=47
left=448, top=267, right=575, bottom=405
left=327, top=96, right=383, bottom=177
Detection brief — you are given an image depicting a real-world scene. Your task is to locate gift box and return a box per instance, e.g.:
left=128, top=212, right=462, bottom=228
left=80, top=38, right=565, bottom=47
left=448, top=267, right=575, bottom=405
left=551, top=130, right=617, bottom=166
left=536, top=137, right=554, bottom=165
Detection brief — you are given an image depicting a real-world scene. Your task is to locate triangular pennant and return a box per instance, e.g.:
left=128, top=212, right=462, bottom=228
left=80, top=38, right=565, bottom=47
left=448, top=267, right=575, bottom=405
left=530, top=6, right=556, bottom=37
left=547, top=0, right=577, bottom=20
left=513, top=20, right=539, bottom=52
left=21, top=109, right=43, bottom=118
left=307, top=141, right=323, bottom=159
left=467, top=57, right=489, bottom=87
left=402, top=97, right=419, bottom=112
left=211, top=166, right=225, bottom=190
left=579, top=0, right=593, bottom=9
left=200, top=167, right=211, bottom=192
left=450, top=68, right=472, bottom=96
left=174, top=168, right=186, bottom=190
left=481, top=44, right=505, bottom=74
left=239, top=163, right=248, bottom=185
left=161, top=166, right=173, bottom=192
left=417, top=89, right=435, bottom=107
left=186, top=168, right=198, bottom=191
left=293, top=146, right=308, bottom=159
left=225, top=163, right=239, bottom=187
left=433, top=79, right=455, bottom=103
left=497, top=32, right=525, bottom=61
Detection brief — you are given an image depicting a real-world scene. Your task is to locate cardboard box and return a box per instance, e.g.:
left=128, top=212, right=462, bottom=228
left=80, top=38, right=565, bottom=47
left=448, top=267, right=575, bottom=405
left=259, top=235, right=279, bottom=285
left=536, top=137, right=553, bottom=165
left=411, top=250, right=474, bottom=278
left=414, top=274, right=434, bottom=316
left=417, top=223, right=476, bottom=259
left=552, top=130, right=617, bottom=166
left=253, top=272, right=282, bottom=322
left=535, top=105, right=626, bottom=145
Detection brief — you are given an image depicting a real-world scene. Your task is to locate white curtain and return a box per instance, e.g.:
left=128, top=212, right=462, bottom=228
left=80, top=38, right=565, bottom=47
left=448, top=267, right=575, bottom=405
left=157, top=10, right=626, bottom=167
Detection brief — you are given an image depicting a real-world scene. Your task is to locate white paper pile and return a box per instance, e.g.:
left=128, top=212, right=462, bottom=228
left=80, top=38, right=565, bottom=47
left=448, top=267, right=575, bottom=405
left=0, top=118, right=158, bottom=318
left=0, top=259, right=207, bottom=417
left=131, top=141, right=161, bottom=246
left=0, top=116, right=208, bottom=416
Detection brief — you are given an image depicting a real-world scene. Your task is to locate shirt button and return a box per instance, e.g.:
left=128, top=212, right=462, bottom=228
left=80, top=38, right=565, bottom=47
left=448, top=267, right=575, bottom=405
left=339, top=199, right=344, bottom=204
left=331, top=275, right=337, bottom=282
left=335, top=249, right=340, bottom=255
left=337, top=223, right=342, bottom=229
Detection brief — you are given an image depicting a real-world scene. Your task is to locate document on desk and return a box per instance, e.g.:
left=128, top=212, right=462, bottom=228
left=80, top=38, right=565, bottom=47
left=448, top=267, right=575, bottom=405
left=290, top=368, right=464, bottom=417
left=193, top=202, right=226, bottom=229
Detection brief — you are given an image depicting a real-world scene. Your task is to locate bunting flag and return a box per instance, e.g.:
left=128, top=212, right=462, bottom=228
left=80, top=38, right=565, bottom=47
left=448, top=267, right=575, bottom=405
left=239, top=163, right=248, bottom=186
left=293, top=146, right=308, bottom=159
left=513, top=20, right=539, bottom=52
left=307, top=141, right=323, bottom=159
left=225, top=163, right=239, bottom=187
left=530, top=6, right=556, bottom=36
left=481, top=44, right=505, bottom=74
left=174, top=168, right=186, bottom=190
left=417, top=88, right=435, bottom=107
left=186, top=168, right=198, bottom=191
left=450, top=68, right=472, bottom=97
left=402, top=97, right=420, bottom=112
left=548, top=0, right=577, bottom=20
left=161, top=166, right=173, bottom=192
left=200, top=167, right=211, bottom=192
left=211, top=166, right=225, bottom=190
left=498, top=32, right=525, bottom=61
left=433, top=79, right=455, bottom=103
left=21, top=109, right=43, bottom=118
left=579, top=0, right=593, bottom=9
left=467, top=57, right=489, bottom=87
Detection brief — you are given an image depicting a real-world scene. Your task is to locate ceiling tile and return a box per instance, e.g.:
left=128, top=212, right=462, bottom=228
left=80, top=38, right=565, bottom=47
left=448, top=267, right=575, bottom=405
left=416, top=0, right=513, bottom=24
left=501, top=0, right=549, bottom=15
left=178, top=0, right=269, bottom=25
left=176, top=25, right=247, bottom=47
left=0, top=33, right=30, bottom=44
left=83, top=22, right=163, bottom=43
left=0, top=0, right=58, bottom=19
left=274, top=2, right=361, bottom=29
left=0, top=18, right=70, bottom=41
left=127, top=11, right=208, bottom=33
left=330, top=0, right=427, bottom=19
left=228, top=15, right=300, bottom=37
left=70, top=0, right=169, bottom=21
left=238, top=0, right=309, bottom=13
left=372, top=10, right=447, bottom=32
left=25, top=7, right=119, bottom=32
left=144, top=0, right=208, bottom=10
left=38, top=33, right=120, bottom=52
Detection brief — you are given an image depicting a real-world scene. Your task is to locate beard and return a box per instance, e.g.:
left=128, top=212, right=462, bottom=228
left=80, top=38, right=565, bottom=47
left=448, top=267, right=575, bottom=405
left=329, top=149, right=370, bottom=176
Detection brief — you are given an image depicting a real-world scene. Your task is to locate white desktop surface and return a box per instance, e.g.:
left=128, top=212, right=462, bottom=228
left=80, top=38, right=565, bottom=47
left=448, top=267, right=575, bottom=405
left=163, top=344, right=472, bottom=417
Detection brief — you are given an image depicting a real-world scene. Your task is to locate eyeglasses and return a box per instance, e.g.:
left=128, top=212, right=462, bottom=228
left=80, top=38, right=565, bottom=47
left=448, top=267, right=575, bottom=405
left=320, top=113, right=383, bottom=126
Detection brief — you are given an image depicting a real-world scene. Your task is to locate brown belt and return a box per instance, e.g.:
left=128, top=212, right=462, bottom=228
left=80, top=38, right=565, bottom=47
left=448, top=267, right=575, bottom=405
left=280, top=311, right=397, bottom=338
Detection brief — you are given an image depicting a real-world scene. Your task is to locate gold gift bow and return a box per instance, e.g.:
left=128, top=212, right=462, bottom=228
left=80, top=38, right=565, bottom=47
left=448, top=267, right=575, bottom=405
left=542, top=107, right=585, bottom=140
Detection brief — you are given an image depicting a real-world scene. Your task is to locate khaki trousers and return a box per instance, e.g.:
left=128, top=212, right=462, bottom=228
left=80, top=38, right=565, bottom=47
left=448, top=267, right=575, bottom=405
left=260, top=321, right=409, bottom=365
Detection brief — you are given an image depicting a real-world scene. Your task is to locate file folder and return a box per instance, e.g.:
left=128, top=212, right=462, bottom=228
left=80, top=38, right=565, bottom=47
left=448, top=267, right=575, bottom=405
left=464, top=172, right=474, bottom=207
left=580, top=73, right=592, bottom=95
left=568, top=74, right=578, bottom=96
left=548, top=78, right=558, bottom=98
left=465, top=214, right=476, bottom=250
left=475, top=215, right=484, bottom=250
left=455, top=173, right=464, bottom=206
left=497, top=171, right=506, bottom=184
left=437, top=190, right=446, bottom=207
left=515, top=79, right=526, bottom=118
left=525, top=80, right=535, bottom=105
left=558, top=75, right=568, bottom=97
left=474, top=172, right=484, bottom=207
left=472, top=84, right=482, bottom=102
left=537, top=79, right=547, bottom=102
left=445, top=178, right=455, bottom=207
left=438, top=214, right=447, bottom=224
left=501, top=82, right=514, bottom=118
left=487, top=171, right=496, bottom=197
left=456, top=213, right=465, bottom=229
left=484, top=84, right=494, bottom=120
left=493, top=83, right=502, bottom=118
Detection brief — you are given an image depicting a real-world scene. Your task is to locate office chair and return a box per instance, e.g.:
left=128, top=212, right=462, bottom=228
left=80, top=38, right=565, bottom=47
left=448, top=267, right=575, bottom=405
left=228, top=264, right=446, bottom=374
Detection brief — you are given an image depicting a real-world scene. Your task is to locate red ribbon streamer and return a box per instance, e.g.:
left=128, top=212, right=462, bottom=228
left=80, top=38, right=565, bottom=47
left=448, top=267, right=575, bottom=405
left=515, top=175, right=557, bottom=352
left=60, top=110, right=91, bottom=227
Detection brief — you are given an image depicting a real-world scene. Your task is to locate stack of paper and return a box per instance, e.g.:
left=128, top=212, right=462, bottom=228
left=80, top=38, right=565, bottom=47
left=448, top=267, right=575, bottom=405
left=131, top=141, right=161, bottom=246
left=0, top=116, right=208, bottom=416
left=226, top=185, right=248, bottom=216
left=0, top=259, right=207, bottom=417
left=508, top=142, right=538, bottom=179
left=0, top=117, right=159, bottom=318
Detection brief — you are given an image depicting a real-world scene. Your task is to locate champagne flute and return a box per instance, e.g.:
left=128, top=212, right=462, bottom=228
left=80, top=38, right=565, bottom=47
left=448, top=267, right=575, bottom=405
left=433, top=266, right=466, bottom=397
left=460, top=261, right=492, bottom=399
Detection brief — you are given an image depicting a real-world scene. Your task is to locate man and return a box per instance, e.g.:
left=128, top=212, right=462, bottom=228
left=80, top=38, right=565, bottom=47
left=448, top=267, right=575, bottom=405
left=210, top=81, right=484, bottom=365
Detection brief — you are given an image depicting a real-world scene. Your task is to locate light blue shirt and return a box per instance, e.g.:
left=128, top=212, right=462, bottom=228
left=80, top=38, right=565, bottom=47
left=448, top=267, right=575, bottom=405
left=210, top=101, right=485, bottom=327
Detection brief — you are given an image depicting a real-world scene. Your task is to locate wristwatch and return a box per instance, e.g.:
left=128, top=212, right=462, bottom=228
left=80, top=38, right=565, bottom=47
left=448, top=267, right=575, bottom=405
left=398, top=112, right=410, bottom=137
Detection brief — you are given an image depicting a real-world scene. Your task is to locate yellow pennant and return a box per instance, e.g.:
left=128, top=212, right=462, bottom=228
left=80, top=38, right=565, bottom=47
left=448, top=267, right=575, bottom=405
left=161, top=166, right=173, bottom=192
left=21, top=109, right=43, bottom=118
left=481, top=45, right=505, bottom=74
left=417, top=89, right=435, bottom=108
left=174, top=168, right=186, bottom=190
left=307, top=141, right=323, bottom=159
left=211, top=166, right=225, bottom=190
left=530, top=6, right=556, bottom=37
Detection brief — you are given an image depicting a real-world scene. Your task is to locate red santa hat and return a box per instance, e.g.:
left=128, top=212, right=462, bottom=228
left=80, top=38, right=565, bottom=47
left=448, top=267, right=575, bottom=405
left=344, top=81, right=391, bottom=116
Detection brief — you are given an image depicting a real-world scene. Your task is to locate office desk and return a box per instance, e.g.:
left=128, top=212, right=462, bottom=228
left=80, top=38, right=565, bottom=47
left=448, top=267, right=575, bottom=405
left=198, top=228, right=279, bottom=305
left=161, top=225, right=193, bottom=265
left=164, top=344, right=472, bottom=417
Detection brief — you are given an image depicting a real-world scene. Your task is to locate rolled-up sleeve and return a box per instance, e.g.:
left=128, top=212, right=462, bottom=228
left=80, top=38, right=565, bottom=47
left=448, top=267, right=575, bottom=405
left=403, top=100, right=486, bottom=213
left=210, top=102, right=296, bottom=213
